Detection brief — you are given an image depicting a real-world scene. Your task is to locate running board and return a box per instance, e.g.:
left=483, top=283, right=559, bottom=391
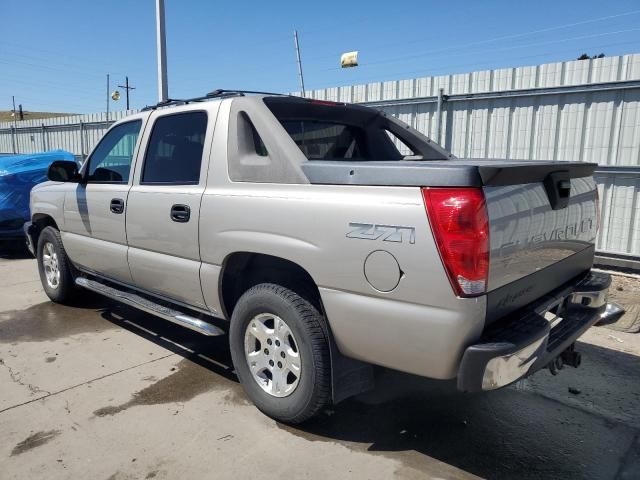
left=75, top=277, right=225, bottom=336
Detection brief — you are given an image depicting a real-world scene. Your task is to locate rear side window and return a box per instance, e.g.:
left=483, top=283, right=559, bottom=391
left=142, top=111, right=207, bottom=185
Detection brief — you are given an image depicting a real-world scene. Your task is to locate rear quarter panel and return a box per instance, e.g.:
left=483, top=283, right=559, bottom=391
left=199, top=180, right=486, bottom=378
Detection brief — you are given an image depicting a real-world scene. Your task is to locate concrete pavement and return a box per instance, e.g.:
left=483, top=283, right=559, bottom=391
left=0, top=252, right=638, bottom=479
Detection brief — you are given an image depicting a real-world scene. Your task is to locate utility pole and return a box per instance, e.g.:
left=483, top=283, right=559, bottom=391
left=435, top=88, right=445, bottom=144
left=294, top=30, right=305, bottom=97
left=117, top=77, right=136, bottom=110
left=156, top=0, right=169, bottom=102
left=11, top=96, right=18, bottom=128
left=11, top=96, right=17, bottom=154
left=106, top=74, right=110, bottom=120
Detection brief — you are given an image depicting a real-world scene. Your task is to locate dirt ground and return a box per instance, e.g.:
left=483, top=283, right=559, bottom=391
left=609, top=274, right=640, bottom=304
left=0, top=251, right=639, bottom=479
left=606, top=274, right=640, bottom=332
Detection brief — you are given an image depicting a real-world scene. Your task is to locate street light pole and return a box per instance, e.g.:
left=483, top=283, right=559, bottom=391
left=156, top=0, right=169, bottom=102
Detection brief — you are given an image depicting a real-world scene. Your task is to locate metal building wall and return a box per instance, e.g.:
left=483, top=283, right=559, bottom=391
left=1, top=54, right=639, bottom=259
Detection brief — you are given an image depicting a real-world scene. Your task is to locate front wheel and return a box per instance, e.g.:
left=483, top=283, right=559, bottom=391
left=229, top=283, right=331, bottom=424
left=37, top=226, right=77, bottom=303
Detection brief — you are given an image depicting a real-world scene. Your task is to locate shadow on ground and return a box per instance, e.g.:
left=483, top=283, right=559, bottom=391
left=0, top=240, right=31, bottom=260
left=76, top=296, right=639, bottom=480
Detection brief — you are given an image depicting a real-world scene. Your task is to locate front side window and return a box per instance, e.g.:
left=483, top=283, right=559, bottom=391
left=87, top=120, right=141, bottom=183
left=142, top=111, right=208, bottom=185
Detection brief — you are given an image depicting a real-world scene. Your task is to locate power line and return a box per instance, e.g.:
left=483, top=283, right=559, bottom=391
left=0, top=50, right=150, bottom=78
left=0, top=58, right=115, bottom=80
left=0, top=41, right=152, bottom=74
left=0, top=74, right=121, bottom=101
left=303, top=8, right=640, bottom=64
left=312, top=27, right=640, bottom=73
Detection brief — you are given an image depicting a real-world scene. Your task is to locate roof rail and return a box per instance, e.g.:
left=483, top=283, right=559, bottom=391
left=141, top=98, right=188, bottom=111
left=142, top=89, right=293, bottom=111
left=205, top=89, right=290, bottom=98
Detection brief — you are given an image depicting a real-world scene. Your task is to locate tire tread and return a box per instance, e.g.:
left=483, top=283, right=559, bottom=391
left=37, top=226, right=77, bottom=303
left=230, top=283, right=331, bottom=424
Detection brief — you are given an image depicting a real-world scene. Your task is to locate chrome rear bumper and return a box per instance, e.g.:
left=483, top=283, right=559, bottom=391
left=457, top=271, right=624, bottom=392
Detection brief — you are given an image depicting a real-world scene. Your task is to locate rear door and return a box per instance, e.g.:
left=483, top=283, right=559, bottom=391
left=126, top=107, right=217, bottom=309
left=63, top=119, right=143, bottom=282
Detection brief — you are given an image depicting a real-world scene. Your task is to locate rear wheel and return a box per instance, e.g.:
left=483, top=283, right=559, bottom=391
left=229, top=283, right=331, bottom=424
left=37, top=226, right=77, bottom=303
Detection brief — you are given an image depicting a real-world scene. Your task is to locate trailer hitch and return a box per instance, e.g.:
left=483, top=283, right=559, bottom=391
left=548, top=344, right=582, bottom=375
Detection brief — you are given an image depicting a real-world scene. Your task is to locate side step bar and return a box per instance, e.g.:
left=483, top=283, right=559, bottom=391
left=75, top=277, right=225, bottom=336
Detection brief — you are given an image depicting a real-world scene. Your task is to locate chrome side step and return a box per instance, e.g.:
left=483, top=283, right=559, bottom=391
left=75, top=277, right=225, bottom=336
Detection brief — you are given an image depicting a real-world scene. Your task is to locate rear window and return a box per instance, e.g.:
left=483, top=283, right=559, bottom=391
left=263, top=97, right=421, bottom=161
left=280, top=121, right=369, bottom=160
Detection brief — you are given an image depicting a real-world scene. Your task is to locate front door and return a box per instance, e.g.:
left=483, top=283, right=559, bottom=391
left=62, top=119, right=143, bottom=283
left=126, top=108, right=214, bottom=309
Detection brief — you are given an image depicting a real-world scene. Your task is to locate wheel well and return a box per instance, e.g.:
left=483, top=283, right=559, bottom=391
left=31, top=214, right=59, bottom=246
left=220, top=252, right=322, bottom=320
left=220, top=252, right=376, bottom=405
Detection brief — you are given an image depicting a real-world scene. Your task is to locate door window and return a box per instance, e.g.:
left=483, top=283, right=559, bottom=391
left=86, top=120, right=141, bottom=183
left=142, top=111, right=208, bottom=185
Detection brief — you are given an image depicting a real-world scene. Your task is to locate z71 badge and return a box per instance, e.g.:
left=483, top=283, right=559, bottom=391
left=346, top=223, right=416, bottom=244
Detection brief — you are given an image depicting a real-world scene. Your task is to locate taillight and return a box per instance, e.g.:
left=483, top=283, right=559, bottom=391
left=422, top=187, right=489, bottom=297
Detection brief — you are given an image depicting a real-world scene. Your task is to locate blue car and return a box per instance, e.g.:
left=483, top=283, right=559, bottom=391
left=0, top=150, right=75, bottom=240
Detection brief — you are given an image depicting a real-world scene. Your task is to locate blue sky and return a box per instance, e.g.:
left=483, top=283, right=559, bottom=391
left=2, top=0, right=640, bottom=114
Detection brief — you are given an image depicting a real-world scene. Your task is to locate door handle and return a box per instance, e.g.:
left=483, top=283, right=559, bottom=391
left=110, top=198, right=125, bottom=214
left=170, top=204, right=190, bottom=223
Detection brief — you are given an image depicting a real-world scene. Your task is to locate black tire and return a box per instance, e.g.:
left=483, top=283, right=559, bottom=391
left=36, top=226, right=77, bottom=304
left=229, top=283, right=331, bottom=424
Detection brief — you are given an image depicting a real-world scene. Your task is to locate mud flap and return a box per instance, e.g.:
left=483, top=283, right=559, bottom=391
left=328, top=336, right=375, bottom=404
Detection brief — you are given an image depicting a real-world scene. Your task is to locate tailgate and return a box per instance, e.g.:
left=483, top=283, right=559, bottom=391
left=484, top=173, right=598, bottom=321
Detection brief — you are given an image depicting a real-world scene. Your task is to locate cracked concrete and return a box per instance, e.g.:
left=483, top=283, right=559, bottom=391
left=0, top=358, right=51, bottom=397
left=1, top=256, right=639, bottom=479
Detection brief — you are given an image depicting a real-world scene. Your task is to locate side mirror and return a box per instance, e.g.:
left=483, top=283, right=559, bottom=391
left=47, top=160, right=81, bottom=182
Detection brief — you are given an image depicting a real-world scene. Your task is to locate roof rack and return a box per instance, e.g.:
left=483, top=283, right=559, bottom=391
left=141, top=89, right=292, bottom=111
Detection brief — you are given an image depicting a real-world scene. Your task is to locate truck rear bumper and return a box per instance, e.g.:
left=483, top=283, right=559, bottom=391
left=457, top=271, right=624, bottom=392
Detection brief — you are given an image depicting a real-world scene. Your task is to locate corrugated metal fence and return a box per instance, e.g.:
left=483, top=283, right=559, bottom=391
left=302, top=54, right=640, bottom=262
left=1, top=54, right=640, bottom=261
left=0, top=110, right=135, bottom=157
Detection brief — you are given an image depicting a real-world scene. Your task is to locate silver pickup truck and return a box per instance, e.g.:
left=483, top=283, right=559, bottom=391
left=25, top=90, right=624, bottom=423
